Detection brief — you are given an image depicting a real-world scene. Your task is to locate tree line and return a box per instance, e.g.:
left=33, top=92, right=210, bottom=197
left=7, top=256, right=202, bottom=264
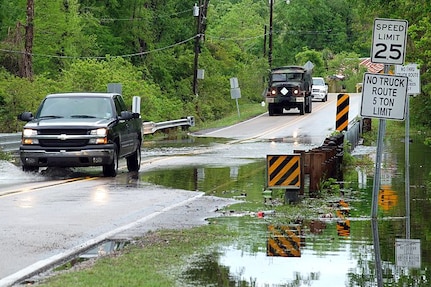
left=0, top=0, right=429, bottom=132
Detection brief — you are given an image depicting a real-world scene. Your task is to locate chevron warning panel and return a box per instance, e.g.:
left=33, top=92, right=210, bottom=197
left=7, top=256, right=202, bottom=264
left=267, top=155, right=301, bottom=188
left=336, top=93, right=349, bottom=132
left=267, top=224, right=301, bottom=257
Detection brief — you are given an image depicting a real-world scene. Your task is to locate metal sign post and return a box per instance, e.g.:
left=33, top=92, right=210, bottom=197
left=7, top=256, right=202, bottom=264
left=395, top=63, right=421, bottom=240
left=366, top=18, right=409, bottom=287
left=230, top=77, right=241, bottom=118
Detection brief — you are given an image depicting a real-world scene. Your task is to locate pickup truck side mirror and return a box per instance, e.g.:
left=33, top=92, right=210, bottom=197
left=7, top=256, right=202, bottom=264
left=18, top=112, right=34, bottom=122
left=118, top=111, right=133, bottom=120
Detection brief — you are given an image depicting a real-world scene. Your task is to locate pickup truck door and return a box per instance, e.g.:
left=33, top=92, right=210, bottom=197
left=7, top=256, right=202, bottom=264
left=113, top=96, right=136, bottom=157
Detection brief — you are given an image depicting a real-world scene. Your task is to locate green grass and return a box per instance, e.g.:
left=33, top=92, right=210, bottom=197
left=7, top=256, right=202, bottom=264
left=191, top=102, right=267, bottom=131
left=38, top=224, right=237, bottom=287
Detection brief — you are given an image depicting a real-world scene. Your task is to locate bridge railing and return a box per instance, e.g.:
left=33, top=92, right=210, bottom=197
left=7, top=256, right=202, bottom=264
left=345, top=117, right=362, bottom=151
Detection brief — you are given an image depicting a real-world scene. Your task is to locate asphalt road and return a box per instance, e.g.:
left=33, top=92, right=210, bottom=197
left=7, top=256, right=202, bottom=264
left=195, top=93, right=361, bottom=145
left=0, top=92, right=362, bottom=286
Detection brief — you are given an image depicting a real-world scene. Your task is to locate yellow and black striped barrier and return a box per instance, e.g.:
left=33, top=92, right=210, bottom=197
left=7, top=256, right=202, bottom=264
left=379, top=185, right=398, bottom=211
left=267, top=224, right=301, bottom=257
left=266, top=155, right=301, bottom=188
left=336, top=93, right=349, bottom=132
left=336, top=199, right=350, bottom=237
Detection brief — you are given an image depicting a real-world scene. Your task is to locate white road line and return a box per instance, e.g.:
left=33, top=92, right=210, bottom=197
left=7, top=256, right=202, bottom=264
left=0, top=192, right=205, bottom=287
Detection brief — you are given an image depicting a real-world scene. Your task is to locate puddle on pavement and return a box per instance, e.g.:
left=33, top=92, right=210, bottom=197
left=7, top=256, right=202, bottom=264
left=142, top=136, right=229, bottom=157
left=140, top=133, right=431, bottom=286
left=140, top=160, right=267, bottom=203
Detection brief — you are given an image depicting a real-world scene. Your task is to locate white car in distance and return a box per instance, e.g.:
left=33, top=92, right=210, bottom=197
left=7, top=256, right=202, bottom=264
left=311, top=77, right=328, bottom=102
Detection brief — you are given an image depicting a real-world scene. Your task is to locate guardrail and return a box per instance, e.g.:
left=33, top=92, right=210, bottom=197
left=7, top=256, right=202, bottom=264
left=142, top=116, right=195, bottom=134
left=345, top=117, right=362, bottom=151
left=0, top=116, right=195, bottom=153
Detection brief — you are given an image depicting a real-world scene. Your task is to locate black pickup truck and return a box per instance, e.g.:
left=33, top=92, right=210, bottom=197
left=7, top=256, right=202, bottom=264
left=18, top=92, right=142, bottom=177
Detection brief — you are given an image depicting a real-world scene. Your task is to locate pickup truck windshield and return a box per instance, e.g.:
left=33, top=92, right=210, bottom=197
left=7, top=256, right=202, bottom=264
left=313, top=78, right=325, bottom=85
left=38, top=97, right=114, bottom=119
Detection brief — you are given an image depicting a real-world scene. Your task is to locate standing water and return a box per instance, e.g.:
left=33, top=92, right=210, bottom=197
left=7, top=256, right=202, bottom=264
left=142, top=133, right=431, bottom=286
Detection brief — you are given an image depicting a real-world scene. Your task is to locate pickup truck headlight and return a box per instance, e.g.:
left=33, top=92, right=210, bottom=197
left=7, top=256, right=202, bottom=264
left=89, top=128, right=108, bottom=144
left=22, top=129, right=38, bottom=144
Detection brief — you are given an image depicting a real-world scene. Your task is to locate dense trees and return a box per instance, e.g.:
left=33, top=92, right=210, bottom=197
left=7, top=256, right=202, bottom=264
left=0, top=0, right=430, bottom=132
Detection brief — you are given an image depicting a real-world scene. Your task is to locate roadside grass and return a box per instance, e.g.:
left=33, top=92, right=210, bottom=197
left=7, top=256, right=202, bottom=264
left=191, top=102, right=267, bottom=131
left=38, top=224, right=237, bottom=287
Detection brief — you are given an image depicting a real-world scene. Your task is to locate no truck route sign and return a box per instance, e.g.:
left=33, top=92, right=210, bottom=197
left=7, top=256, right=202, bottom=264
left=360, top=73, right=408, bottom=120
left=371, top=18, right=408, bottom=65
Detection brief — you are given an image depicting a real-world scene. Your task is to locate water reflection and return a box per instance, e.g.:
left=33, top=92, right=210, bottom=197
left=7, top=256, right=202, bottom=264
left=142, top=133, right=431, bottom=286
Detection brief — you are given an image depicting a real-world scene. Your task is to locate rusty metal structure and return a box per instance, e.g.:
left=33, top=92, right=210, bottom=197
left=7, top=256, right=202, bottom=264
left=294, top=133, right=345, bottom=197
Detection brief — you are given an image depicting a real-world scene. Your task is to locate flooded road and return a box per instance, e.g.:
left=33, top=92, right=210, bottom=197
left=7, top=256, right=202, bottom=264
left=1, top=94, right=428, bottom=286
left=141, top=131, right=431, bottom=286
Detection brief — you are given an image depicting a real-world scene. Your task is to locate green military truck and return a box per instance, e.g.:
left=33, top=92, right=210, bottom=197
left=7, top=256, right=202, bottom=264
left=265, top=66, right=313, bottom=116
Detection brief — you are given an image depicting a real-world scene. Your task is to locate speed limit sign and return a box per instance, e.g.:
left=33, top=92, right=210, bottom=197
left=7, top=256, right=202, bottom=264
left=371, top=18, right=408, bottom=65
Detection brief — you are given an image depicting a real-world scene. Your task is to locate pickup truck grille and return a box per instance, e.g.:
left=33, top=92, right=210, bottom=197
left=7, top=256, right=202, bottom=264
left=38, top=129, right=90, bottom=147
left=39, top=139, right=89, bottom=147
left=38, top=129, right=88, bottom=135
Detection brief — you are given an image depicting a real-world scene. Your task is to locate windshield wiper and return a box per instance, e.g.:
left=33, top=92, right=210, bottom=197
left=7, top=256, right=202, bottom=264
left=70, top=115, right=96, bottom=118
left=39, top=115, right=64, bottom=119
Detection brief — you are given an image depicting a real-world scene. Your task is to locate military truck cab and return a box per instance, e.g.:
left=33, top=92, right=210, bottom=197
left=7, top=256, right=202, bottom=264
left=265, top=66, right=312, bottom=116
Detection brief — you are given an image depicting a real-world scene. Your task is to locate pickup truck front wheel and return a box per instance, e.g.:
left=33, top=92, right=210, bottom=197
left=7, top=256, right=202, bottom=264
left=22, top=165, right=39, bottom=173
left=103, top=146, right=118, bottom=177
left=127, top=143, right=141, bottom=172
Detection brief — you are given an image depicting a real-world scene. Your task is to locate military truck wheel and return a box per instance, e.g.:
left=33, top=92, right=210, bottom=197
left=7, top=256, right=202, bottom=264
left=268, top=103, right=275, bottom=116
left=103, top=145, right=118, bottom=177
left=276, top=107, right=284, bottom=115
left=305, top=98, right=312, bottom=113
left=299, top=103, right=305, bottom=115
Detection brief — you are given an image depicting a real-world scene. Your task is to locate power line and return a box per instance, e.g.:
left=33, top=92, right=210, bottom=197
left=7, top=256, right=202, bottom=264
left=0, top=28, right=346, bottom=60
left=99, top=8, right=193, bottom=23
left=0, top=35, right=197, bottom=59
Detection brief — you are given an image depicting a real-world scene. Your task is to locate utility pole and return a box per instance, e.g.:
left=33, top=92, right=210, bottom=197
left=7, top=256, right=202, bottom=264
left=23, top=0, right=34, bottom=79
left=268, top=0, right=273, bottom=69
left=193, top=1, right=201, bottom=96
left=192, top=0, right=209, bottom=96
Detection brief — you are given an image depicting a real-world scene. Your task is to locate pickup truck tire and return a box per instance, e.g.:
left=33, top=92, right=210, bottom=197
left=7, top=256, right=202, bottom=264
left=126, top=143, right=141, bottom=172
left=103, top=145, right=118, bottom=177
left=22, top=165, right=39, bottom=173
